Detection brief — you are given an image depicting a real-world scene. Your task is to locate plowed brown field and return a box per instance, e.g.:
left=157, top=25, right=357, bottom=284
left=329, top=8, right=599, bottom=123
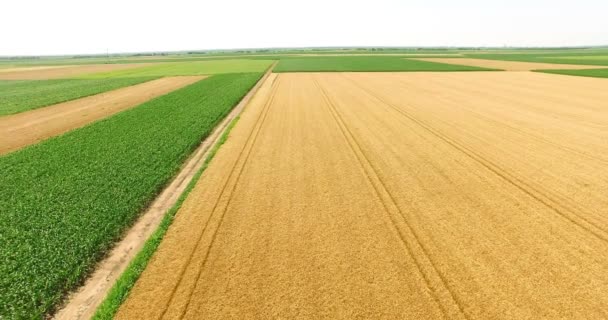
left=0, top=76, right=203, bottom=154
left=117, top=72, right=608, bottom=319
left=0, top=63, right=154, bottom=80
left=414, top=58, right=607, bottom=71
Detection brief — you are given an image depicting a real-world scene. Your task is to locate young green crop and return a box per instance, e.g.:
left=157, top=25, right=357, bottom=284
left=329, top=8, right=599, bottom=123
left=0, top=77, right=155, bottom=116
left=537, top=68, right=608, bottom=79
left=92, top=115, right=242, bottom=320
left=465, top=51, right=608, bottom=66
left=273, top=56, right=495, bottom=72
left=0, top=73, right=262, bottom=319
left=85, top=59, right=274, bottom=78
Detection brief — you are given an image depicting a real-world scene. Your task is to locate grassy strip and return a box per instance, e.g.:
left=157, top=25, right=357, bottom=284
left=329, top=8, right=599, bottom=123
left=273, top=56, right=495, bottom=72
left=84, top=60, right=274, bottom=78
left=92, top=115, right=241, bottom=319
left=536, top=68, right=608, bottom=79
left=0, top=73, right=262, bottom=319
left=0, top=77, right=155, bottom=116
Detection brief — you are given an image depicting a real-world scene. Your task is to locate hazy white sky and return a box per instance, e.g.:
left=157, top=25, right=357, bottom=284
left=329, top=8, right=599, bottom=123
left=1, top=0, right=607, bottom=56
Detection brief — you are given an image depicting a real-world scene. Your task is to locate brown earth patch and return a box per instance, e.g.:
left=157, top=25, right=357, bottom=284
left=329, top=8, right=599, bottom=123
left=0, top=76, right=204, bottom=154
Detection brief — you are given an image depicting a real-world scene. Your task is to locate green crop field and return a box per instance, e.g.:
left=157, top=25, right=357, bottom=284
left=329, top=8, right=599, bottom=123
left=0, top=73, right=262, bottom=319
left=92, top=115, right=242, bottom=320
left=273, top=56, right=496, bottom=72
left=537, top=68, right=608, bottom=79
left=2, top=46, right=608, bottom=319
left=465, top=50, right=608, bottom=66
left=84, top=59, right=274, bottom=78
left=0, top=77, right=155, bottom=116
left=3, top=48, right=608, bottom=69
left=0, top=55, right=277, bottom=67
left=0, top=48, right=464, bottom=67
left=553, top=55, right=608, bottom=61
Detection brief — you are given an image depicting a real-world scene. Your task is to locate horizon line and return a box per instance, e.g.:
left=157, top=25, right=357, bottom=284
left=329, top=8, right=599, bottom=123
left=2, top=44, right=608, bottom=59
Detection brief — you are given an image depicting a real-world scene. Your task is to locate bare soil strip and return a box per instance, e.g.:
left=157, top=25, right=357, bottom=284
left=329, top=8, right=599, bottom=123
left=52, top=68, right=274, bottom=320
left=0, top=63, right=154, bottom=80
left=0, top=76, right=203, bottom=155
left=0, top=65, right=69, bottom=73
left=117, top=72, right=608, bottom=319
left=414, top=57, right=608, bottom=71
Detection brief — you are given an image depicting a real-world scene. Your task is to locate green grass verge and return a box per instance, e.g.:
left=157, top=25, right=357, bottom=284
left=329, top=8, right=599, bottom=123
left=0, top=73, right=262, bottom=319
left=536, top=68, right=608, bottom=79
left=273, top=56, right=496, bottom=72
left=92, top=115, right=241, bottom=320
left=0, top=77, right=155, bottom=116
left=84, top=60, right=274, bottom=78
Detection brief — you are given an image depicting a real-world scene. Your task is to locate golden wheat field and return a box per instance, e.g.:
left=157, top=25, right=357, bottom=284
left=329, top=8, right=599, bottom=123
left=115, top=72, right=608, bottom=319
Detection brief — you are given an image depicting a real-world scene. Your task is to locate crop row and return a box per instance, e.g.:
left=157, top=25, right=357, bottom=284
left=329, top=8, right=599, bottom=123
left=0, top=72, right=263, bottom=318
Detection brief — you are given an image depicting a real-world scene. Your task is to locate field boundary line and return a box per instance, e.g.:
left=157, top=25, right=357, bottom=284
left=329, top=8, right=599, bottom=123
left=53, top=66, right=275, bottom=320
left=341, top=74, right=608, bottom=243
left=311, top=75, right=469, bottom=320
left=157, top=73, right=280, bottom=320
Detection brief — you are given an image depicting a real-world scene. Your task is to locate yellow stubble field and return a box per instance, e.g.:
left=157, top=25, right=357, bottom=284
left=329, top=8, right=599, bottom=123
left=117, top=71, right=608, bottom=319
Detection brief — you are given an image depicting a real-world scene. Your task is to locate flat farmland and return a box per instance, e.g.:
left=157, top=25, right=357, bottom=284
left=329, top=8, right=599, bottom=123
left=0, top=77, right=157, bottom=116
left=415, top=57, right=607, bottom=71
left=555, top=55, right=608, bottom=61
left=0, top=73, right=263, bottom=318
left=273, top=56, right=494, bottom=72
left=464, top=52, right=608, bottom=67
left=0, top=63, right=153, bottom=80
left=117, top=72, right=608, bottom=319
left=0, top=76, right=204, bottom=154
left=85, top=60, right=274, bottom=78
left=540, top=68, right=608, bottom=79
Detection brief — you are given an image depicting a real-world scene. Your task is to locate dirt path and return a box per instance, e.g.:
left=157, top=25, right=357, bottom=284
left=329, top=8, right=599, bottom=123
left=0, top=63, right=155, bottom=80
left=0, top=65, right=69, bottom=74
left=0, top=76, right=204, bottom=155
left=53, top=68, right=274, bottom=320
left=414, top=57, right=608, bottom=71
left=117, top=72, right=608, bottom=319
